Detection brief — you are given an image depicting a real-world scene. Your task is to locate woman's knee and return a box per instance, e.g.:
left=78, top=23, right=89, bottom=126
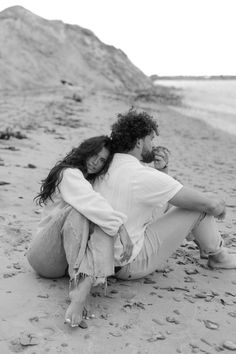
left=62, top=209, right=89, bottom=234
left=27, top=247, right=67, bottom=279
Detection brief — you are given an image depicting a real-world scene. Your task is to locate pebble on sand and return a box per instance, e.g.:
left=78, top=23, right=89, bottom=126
left=144, top=278, right=156, bottom=284
left=166, top=316, right=180, bottom=324
left=0, top=181, right=10, bottom=186
left=147, top=332, right=166, bottom=342
left=228, top=311, right=236, bottom=318
left=203, top=320, right=219, bottom=330
left=223, top=341, right=236, bottom=350
left=79, top=320, right=88, bottom=329
left=185, top=269, right=199, bottom=275
left=19, top=333, right=39, bottom=346
left=27, top=163, right=37, bottom=169
left=152, top=318, right=165, bottom=325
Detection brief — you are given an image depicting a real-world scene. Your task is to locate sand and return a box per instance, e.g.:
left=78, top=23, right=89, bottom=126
left=0, top=89, right=236, bottom=354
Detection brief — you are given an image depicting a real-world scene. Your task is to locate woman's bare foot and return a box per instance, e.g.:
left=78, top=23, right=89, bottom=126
left=208, top=248, right=236, bottom=269
left=65, top=276, right=93, bottom=327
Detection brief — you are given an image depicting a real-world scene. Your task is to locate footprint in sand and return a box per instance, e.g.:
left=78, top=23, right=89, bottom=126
left=29, top=315, right=56, bottom=338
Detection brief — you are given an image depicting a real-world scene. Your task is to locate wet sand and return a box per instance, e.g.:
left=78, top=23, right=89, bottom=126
left=0, top=89, right=236, bottom=354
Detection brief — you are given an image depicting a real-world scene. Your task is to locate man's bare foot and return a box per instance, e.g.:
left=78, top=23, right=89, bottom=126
left=199, top=249, right=208, bottom=260
left=208, top=248, right=236, bottom=269
left=192, top=239, right=208, bottom=259
left=65, top=276, right=93, bottom=327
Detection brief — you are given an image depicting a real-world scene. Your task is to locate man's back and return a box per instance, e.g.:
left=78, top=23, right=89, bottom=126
left=94, top=153, right=182, bottom=264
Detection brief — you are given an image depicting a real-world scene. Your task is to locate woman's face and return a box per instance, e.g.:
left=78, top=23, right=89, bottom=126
left=86, top=147, right=110, bottom=174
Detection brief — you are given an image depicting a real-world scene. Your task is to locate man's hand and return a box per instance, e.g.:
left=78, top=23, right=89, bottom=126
left=170, top=187, right=227, bottom=220
left=118, top=225, right=133, bottom=263
left=153, top=146, right=169, bottom=171
left=214, top=199, right=226, bottom=220
left=217, top=209, right=226, bottom=220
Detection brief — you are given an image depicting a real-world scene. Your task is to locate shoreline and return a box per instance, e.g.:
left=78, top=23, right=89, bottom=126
left=167, top=104, right=236, bottom=138
left=154, top=79, right=236, bottom=137
left=1, top=91, right=236, bottom=353
left=152, top=76, right=236, bottom=81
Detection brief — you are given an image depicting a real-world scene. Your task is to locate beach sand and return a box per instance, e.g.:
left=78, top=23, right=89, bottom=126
left=0, top=89, right=236, bottom=354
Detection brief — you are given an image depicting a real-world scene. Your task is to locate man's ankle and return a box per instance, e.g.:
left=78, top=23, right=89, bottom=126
left=209, top=247, right=227, bottom=262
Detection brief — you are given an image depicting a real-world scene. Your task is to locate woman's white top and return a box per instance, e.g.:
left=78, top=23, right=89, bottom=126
left=37, top=168, right=127, bottom=236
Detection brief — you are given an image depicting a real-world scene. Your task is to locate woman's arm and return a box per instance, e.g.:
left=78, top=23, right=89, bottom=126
left=169, top=186, right=226, bottom=219
left=118, top=225, right=133, bottom=263
left=59, top=168, right=128, bottom=236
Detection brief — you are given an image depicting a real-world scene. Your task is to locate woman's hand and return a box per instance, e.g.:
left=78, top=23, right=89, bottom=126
left=153, top=146, right=170, bottom=171
left=118, top=225, right=133, bottom=263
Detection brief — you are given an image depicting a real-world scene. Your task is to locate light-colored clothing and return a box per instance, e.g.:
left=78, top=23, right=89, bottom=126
left=115, top=208, right=222, bottom=279
left=28, top=167, right=126, bottom=283
left=27, top=206, right=115, bottom=284
left=37, top=168, right=127, bottom=237
left=94, top=153, right=183, bottom=265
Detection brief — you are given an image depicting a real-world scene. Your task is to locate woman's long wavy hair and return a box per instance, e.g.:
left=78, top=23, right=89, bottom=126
left=35, top=135, right=112, bottom=206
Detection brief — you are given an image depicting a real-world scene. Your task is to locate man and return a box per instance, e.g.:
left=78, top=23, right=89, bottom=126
left=94, top=109, right=236, bottom=280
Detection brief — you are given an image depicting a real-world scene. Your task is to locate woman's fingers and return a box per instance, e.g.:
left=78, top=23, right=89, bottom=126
left=120, top=251, right=131, bottom=262
left=118, top=225, right=133, bottom=262
left=120, top=248, right=131, bottom=262
left=120, top=242, right=133, bottom=262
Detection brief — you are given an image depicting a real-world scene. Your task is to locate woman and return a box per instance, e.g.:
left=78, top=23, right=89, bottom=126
left=27, top=135, right=133, bottom=328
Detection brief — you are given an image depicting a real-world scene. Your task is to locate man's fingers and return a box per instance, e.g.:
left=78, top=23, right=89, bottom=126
left=154, top=156, right=163, bottom=162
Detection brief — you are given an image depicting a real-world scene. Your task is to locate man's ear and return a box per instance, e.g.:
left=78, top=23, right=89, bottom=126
left=136, top=139, right=143, bottom=149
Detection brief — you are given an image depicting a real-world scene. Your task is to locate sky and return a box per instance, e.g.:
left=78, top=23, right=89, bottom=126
left=0, top=0, right=236, bottom=76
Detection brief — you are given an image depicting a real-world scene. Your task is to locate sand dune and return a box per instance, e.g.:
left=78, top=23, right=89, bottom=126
left=0, top=6, right=153, bottom=92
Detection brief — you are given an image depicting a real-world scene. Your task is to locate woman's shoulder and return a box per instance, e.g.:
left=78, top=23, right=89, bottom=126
left=62, top=168, right=85, bottom=180
left=59, top=168, right=90, bottom=192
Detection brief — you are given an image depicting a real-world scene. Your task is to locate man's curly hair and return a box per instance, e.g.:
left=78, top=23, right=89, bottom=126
left=110, top=108, right=159, bottom=152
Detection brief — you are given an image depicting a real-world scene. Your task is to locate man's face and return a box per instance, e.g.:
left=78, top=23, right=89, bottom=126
left=141, top=131, right=155, bottom=163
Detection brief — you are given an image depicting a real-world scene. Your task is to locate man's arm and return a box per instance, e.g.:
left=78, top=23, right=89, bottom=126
left=169, top=187, right=226, bottom=219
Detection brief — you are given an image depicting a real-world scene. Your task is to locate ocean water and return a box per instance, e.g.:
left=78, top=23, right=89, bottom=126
left=155, top=80, right=236, bottom=136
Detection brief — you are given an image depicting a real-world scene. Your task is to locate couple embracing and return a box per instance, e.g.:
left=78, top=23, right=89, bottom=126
left=27, top=109, right=236, bottom=328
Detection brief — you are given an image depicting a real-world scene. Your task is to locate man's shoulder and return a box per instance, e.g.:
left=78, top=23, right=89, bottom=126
left=111, top=155, right=166, bottom=177
left=134, top=165, right=178, bottom=185
left=111, top=154, right=140, bottom=170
